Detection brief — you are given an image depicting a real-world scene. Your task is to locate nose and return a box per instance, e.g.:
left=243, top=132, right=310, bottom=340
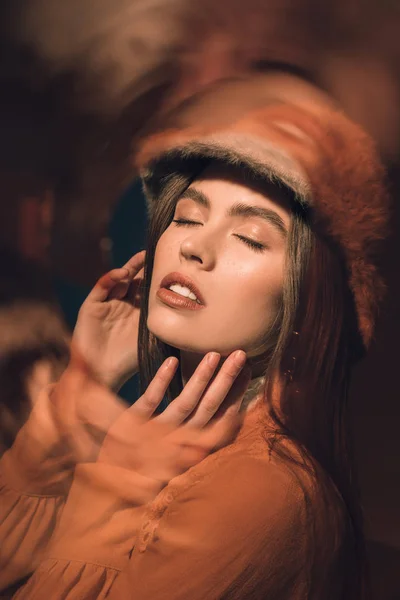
left=179, top=230, right=216, bottom=269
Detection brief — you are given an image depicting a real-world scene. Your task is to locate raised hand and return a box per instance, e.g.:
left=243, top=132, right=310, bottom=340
left=73, top=250, right=146, bottom=391
left=98, top=350, right=252, bottom=485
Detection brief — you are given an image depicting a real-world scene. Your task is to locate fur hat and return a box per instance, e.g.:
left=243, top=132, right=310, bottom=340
left=137, top=100, right=390, bottom=351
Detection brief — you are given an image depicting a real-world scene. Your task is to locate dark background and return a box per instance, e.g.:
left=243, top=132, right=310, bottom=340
left=0, top=2, right=399, bottom=596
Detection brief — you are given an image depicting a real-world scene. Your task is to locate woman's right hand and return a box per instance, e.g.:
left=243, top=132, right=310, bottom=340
left=72, top=250, right=146, bottom=391
left=98, top=350, right=252, bottom=485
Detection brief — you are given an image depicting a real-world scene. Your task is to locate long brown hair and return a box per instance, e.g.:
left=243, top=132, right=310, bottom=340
left=137, top=159, right=369, bottom=599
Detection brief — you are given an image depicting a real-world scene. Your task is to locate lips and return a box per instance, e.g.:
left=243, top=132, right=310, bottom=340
left=160, top=272, right=206, bottom=306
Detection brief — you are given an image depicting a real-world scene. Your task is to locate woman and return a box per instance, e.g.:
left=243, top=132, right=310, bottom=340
left=0, top=95, right=389, bottom=599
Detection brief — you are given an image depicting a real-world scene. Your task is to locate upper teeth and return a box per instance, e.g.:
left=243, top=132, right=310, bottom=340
left=168, top=283, right=199, bottom=303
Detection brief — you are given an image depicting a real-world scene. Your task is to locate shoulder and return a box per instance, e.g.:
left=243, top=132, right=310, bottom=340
left=136, top=434, right=344, bottom=599
left=213, top=450, right=304, bottom=504
left=167, top=447, right=311, bottom=543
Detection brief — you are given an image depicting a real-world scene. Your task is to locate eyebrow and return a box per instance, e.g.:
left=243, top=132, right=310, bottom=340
left=179, top=187, right=288, bottom=237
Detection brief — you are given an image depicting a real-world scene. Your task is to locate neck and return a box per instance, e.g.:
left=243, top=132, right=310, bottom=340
left=179, top=350, right=227, bottom=386
left=179, top=350, right=267, bottom=414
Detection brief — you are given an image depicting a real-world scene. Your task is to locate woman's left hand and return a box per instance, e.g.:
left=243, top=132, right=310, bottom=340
left=48, top=347, right=250, bottom=485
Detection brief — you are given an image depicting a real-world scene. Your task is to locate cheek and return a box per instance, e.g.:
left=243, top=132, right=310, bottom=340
left=232, top=259, right=285, bottom=313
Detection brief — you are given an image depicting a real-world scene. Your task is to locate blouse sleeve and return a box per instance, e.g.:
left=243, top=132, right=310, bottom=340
left=0, top=386, right=73, bottom=591
left=13, top=454, right=310, bottom=600
left=0, top=363, right=129, bottom=593
left=12, top=463, right=164, bottom=600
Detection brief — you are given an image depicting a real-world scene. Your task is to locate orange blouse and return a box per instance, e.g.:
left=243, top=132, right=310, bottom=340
left=0, top=390, right=345, bottom=599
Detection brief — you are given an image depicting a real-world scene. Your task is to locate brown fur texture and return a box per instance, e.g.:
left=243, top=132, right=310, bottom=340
left=137, top=101, right=390, bottom=350
left=0, top=1, right=397, bottom=282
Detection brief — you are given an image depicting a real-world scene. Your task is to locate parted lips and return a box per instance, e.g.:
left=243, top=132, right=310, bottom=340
left=138, top=100, right=390, bottom=351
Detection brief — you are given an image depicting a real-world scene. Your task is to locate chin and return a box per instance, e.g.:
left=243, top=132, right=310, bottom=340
left=147, top=318, right=207, bottom=354
left=147, top=311, right=190, bottom=350
left=148, top=323, right=197, bottom=352
left=147, top=301, right=255, bottom=356
left=147, top=298, right=202, bottom=344
left=148, top=323, right=239, bottom=358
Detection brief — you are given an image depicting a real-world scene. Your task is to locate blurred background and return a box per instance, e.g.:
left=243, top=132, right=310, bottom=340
left=0, top=1, right=399, bottom=597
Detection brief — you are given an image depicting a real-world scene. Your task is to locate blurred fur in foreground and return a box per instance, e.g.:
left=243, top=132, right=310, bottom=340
left=2, top=0, right=399, bottom=156
left=0, top=1, right=398, bottom=281
left=0, top=246, right=69, bottom=455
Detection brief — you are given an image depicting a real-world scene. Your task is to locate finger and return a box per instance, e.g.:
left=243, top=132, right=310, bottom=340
left=126, top=273, right=144, bottom=307
left=176, top=366, right=250, bottom=454
left=200, top=408, right=244, bottom=453
left=155, top=352, right=221, bottom=426
left=107, top=268, right=145, bottom=302
left=121, top=253, right=146, bottom=303
left=84, top=250, right=146, bottom=304
left=182, top=400, right=245, bottom=458
left=168, top=402, right=245, bottom=473
left=85, top=268, right=130, bottom=303
left=170, top=444, right=210, bottom=477
left=107, top=278, right=133, bottom=301
left=211, top=365, right=252, bottom=421
left=122, top=250, right=146, bottom=277
left=52, top=366, right=128, bottom=460
left=130, top=357, right=179, bottom=420
left=183, top=350, right=247, bottom=428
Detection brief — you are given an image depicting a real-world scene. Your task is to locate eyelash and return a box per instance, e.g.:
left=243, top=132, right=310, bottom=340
left=172, top=219, right=266, bottom=253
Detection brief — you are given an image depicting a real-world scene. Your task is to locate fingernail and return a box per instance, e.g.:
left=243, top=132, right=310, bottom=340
left=207, top=352, right=220, bottom=368
left=234, top=350, right=246, bottom=368
left=165, top=357, right=177, bottom=369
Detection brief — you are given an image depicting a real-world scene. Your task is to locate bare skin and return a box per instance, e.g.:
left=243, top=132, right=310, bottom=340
left=71, top=165, right=291, bottom=478
left=97, top=351, right=251, bottom=484
left=148, top=165, right=291, bottom=383
left=52, top=340, right=251, bottom=481
left=73, top=250, right=146, bottom=391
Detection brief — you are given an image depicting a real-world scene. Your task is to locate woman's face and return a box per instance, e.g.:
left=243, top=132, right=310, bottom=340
left=147, top=165, right=291, bottom=359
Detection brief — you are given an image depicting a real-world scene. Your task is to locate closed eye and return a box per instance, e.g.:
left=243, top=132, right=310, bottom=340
left=172, top=219, right=266, bottom=253
left=233, top=235, right=266, bottom=253
left=172, top=218, right=201, bottom=226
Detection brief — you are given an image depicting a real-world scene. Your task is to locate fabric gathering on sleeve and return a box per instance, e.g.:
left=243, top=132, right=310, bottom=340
left=12, top=559, right=119, bottom=600
left=0, top=472, right=66, bottom=593
left=0, top=385, right=74, bottom=592
left=12, top=462, right=165, bottom=599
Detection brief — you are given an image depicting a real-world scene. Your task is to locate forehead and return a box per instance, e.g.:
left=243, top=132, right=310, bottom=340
left=187, top=163, right=294, bottom=218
